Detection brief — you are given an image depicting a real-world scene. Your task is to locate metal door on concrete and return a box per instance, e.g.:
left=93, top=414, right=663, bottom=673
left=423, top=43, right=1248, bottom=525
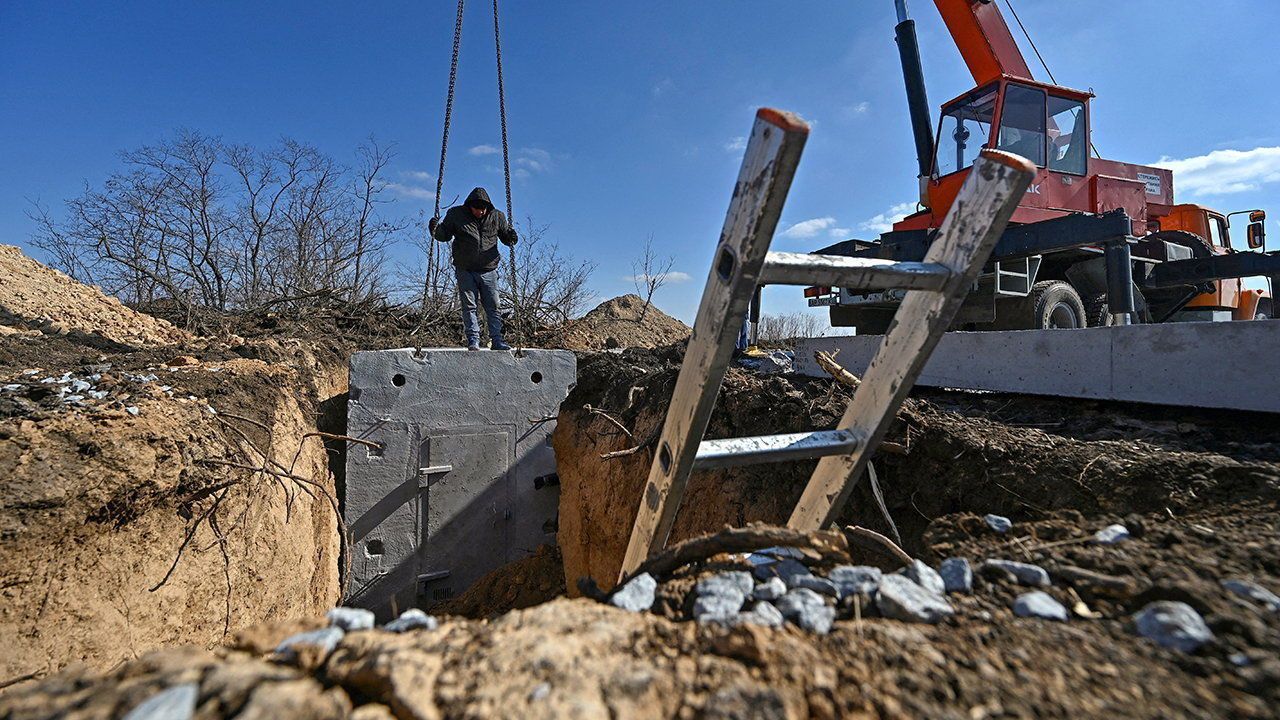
left=417, top=428, right=512, bottom=603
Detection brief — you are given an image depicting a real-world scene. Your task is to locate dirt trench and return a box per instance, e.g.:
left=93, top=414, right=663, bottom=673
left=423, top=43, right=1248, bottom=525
left=0, top=333, right=349, bottom=686
left=555, top=348, right=1280, bottom=589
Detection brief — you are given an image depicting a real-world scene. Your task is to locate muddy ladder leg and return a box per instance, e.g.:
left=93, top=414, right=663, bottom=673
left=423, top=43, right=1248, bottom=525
left=617, top=109, right=811, bottom=579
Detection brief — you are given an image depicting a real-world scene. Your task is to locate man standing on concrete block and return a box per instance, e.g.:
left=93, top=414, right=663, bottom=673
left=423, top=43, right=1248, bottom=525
left=429, top=187, right=519, bottom=350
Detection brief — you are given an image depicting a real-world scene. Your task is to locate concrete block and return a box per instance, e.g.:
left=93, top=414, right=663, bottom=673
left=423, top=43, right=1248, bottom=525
left=344, top=348, right=576, bottom=617
left=795, top=322, right=1280, bottom=414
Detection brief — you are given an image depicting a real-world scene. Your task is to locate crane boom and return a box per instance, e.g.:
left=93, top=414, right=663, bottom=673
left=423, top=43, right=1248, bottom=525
left=934, top=0, right=1032, bottom=85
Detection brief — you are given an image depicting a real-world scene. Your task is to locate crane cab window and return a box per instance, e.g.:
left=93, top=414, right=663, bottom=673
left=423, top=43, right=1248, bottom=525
left=996, top=84, right=1047, bottom=167
left=937, top=88, right=997, bottom=176
left=1208, top=215, right=1229, bottom=248
left=1048, top=96, right=1087, bottom=175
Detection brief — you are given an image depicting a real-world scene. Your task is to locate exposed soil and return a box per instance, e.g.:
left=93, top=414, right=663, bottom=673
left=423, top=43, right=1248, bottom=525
left=0, top=326, right=347, bottom=686
left=3, top=247, right=1280, bottom=717
left=546, top=294, right=691, bottom=351
left=556, top=348, right=1280, bottom=589
left=0, top=245, right=191, bottom=349
left=429, top=544, right=565, bottom=619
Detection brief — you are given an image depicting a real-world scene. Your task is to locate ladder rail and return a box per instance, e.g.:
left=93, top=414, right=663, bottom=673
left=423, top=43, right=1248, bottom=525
left=617, top=109, right=811, bottom=579
left=693, top=429, right=864, bottom=470
left=760, top=252, right=950, bottom=290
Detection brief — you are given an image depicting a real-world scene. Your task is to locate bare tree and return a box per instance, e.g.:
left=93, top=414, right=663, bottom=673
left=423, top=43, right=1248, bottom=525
left=502, top=219, right=595, bottom=339
left=757, top=312, right=825, bottom=344
left=30, top=131, right=409, bottom=327
left=404, top=211, right=459, bottom=324
left=630, top=234, right=675, bottom=321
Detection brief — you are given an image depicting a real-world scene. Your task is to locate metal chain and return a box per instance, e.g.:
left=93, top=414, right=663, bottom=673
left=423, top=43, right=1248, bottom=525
left=492, top=0, right=521, bottom=347
left=434, top=0, right=467, bottom=220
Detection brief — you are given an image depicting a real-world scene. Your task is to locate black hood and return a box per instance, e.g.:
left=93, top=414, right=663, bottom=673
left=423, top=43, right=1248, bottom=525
left=464, top=187, right=494, bottom=210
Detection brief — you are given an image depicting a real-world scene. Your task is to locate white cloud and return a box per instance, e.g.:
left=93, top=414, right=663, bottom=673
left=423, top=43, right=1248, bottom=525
left=469, top=144, right=500, bottom=156
left=724, top=136, right=747, bottom=153
left=386, top=182, right=435, bottom=201
left=828, top=227, right=851, bottom=239
left=652, top=78, right=675, bottom=97
left=843, top=101, right=871, bottom=118
left=625, top=271, right=693, bottom=284
left=1152, top=146, right=1280, bottom=196
left=515, top=147, right=552, bottom=174
left=779, top=217, right=838, bottom=239
left=400, top=170, right=432, bottom=181
left=858, top=202, right=919, bottom=234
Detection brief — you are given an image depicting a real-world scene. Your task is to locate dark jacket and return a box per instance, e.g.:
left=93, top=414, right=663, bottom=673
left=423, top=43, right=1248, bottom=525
left=432, top=187, right=518, bottom=271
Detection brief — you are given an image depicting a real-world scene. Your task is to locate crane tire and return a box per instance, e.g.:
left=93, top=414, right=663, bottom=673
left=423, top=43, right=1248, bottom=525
left=994, top=280, right=1087, bottom=330
left=1085, top=284, right=1151, bottom=326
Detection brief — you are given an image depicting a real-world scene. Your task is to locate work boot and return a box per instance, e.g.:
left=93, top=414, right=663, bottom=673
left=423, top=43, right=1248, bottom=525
left=491, top=340, right=512, bottom=351
left=467, top=341, right=481, bottom=351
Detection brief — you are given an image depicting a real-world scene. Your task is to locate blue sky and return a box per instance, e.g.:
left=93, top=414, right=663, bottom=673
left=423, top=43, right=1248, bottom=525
left=2, top=1, right=1278, bottom=324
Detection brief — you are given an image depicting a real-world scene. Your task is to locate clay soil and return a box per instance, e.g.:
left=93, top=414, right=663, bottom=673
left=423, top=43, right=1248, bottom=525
left=545, top=294, right=691, bottom=351
left=0, top=246, right=359, bottom=687
left=2, top=245, right=1279, bottom=718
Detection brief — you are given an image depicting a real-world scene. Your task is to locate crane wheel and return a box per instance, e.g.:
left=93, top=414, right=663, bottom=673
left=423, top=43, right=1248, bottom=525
left=994, top=280, right=1087, bottom=330
left=1085, top=285, right=1150, bottom=326
left=1256, top=298, right=1272, bottom=320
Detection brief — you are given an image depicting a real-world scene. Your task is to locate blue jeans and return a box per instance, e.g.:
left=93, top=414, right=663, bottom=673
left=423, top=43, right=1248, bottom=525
left=455, top=268, right=504, bottom=346
left=736, top=315, right=751, bottom=351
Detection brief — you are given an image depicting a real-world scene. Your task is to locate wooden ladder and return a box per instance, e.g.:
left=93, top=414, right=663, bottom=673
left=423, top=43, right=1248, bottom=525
left=618, top=108, right=1035, bottom=580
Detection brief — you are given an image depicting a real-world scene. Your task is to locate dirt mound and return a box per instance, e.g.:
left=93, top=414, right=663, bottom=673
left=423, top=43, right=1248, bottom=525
left=430, top=544, right=565, bottom=619
left=0, top=330, right=346, bottom=686
left=550, top=295, right=690, bottom=351
left=0, top=245, right=191, bottom=348
left=6, top=579, right=1275, bottom=719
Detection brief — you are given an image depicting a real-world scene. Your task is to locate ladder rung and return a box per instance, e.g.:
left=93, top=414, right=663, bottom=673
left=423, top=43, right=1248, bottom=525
left=693, top=429, right=863, bottom=470
left=759, top=252, right=950, bottom=291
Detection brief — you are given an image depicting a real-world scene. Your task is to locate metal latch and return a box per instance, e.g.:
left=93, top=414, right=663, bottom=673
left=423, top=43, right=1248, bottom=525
left=417, top=464, right=453, bottom=488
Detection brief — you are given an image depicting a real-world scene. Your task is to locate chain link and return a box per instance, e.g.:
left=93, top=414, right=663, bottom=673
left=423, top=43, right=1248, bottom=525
left=434, top=0, right=467, bottom=221
left=492, top=0, right=521, bottom=347
left=429, top=0, right=521, bottom=348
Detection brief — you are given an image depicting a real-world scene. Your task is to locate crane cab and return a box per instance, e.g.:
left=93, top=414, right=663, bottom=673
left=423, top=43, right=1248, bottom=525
left=894, top=77, right=1174, bottom=234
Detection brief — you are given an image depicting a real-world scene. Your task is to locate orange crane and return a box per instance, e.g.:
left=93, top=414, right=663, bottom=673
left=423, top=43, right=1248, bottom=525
left=811, top=0, right=1277, bottom=330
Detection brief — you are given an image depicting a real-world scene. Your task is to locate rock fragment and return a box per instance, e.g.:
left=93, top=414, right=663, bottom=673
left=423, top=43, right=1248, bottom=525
left=1094, top=524, right=1131, bottom=545
left=774, top=588, right=824, bottom=619
left=737, top=601, right=785, bottom=628
left=775, top=589, right=835, bottom=634
left=1013, top=591, right=1069, bottom=621
left=276, top=627, right=345, bottom=662
left=828, top=565, right=882, bottom=598
left=1133, top=601, right=1214, bottom=652
left=327, top=607, right=375, bottom=631
left=121, top=683, right=198, bottom=720
left=981, top=559, right=1050, bottom=587
left=697, top=571, right=755, bottom=598
left=384, top=608, right=440, bottom=632
left=939, top=558, right=973, bottom=594
left=875, top=574, right=953, bottom=624
left=984, top=514, right=1012, bottom=533
left=694, top=591, right=745, bottom=622
left=752, top=577, right=786, bottom=601
left=791, top=575, right=840, bottom=598
left=899, top=559, right=946, bottom=596
left=610, top=572, right=657, bottom=612
left=751, top=557, right=812, bottom=584
left=1221, top=579, right=1280, bottom=613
